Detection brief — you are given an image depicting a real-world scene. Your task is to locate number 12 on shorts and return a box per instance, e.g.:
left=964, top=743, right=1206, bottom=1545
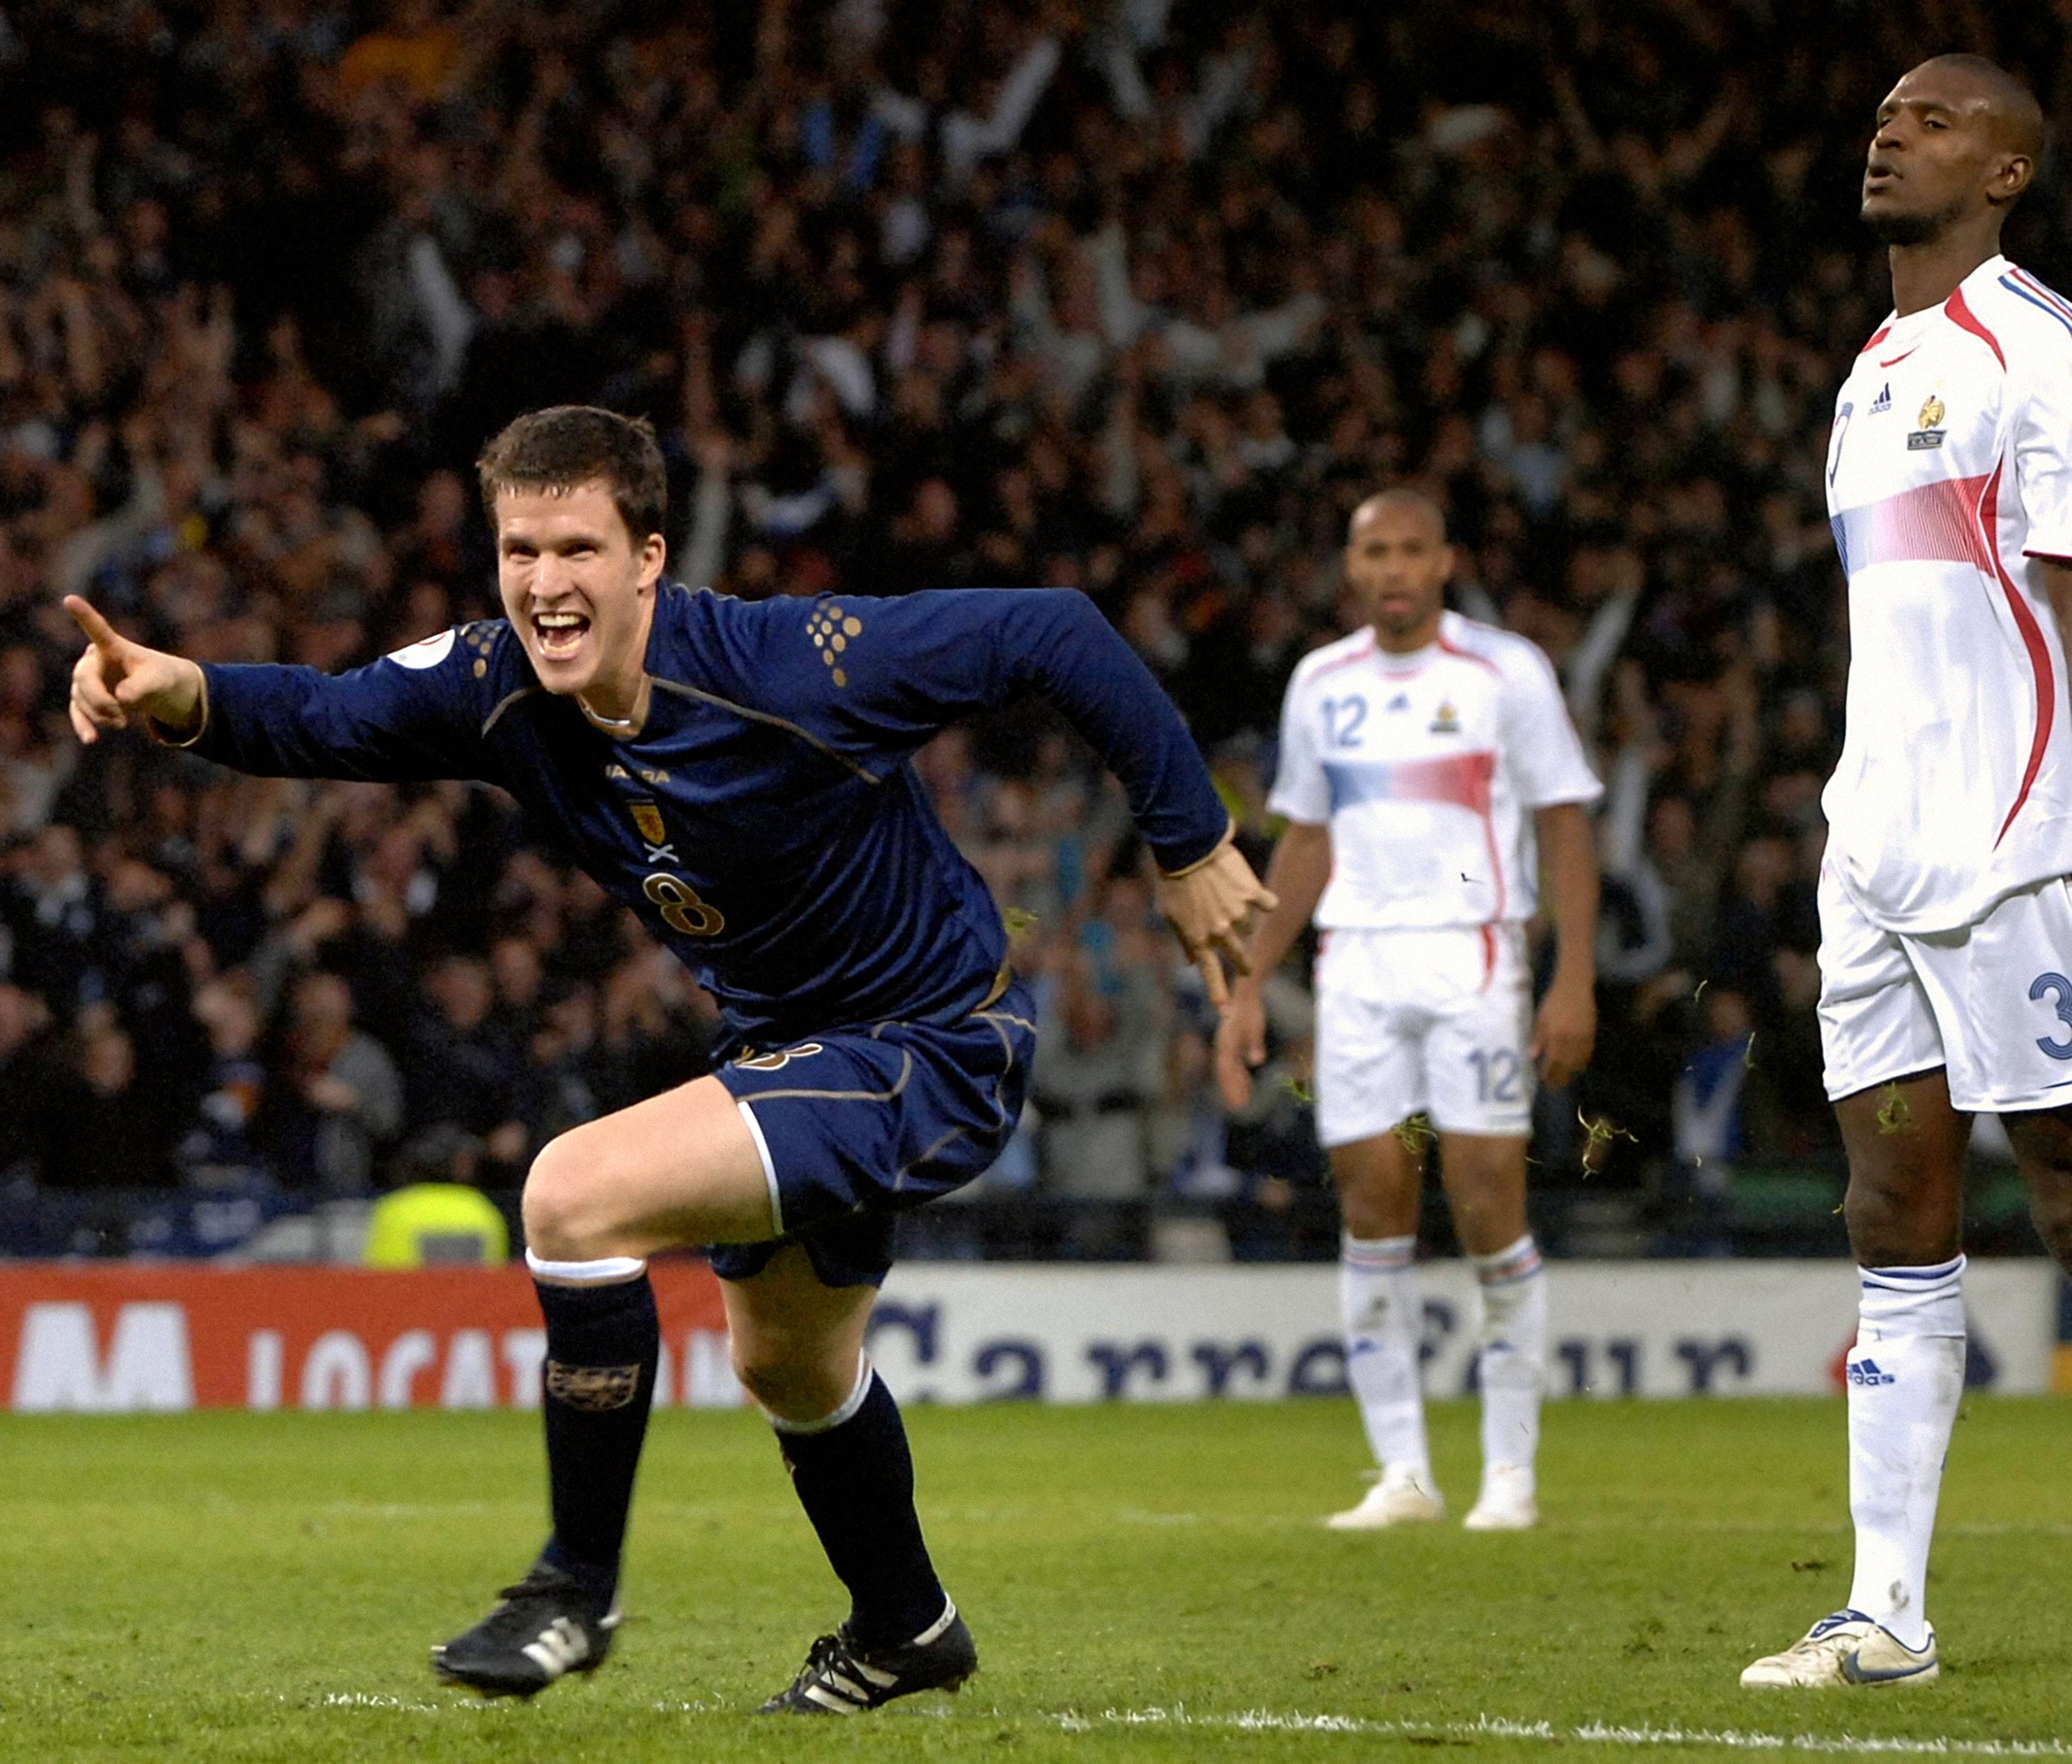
left=1468, top=1047, right=1522, bottom=1101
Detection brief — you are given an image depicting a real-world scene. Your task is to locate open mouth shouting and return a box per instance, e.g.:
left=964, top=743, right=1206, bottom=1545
left=532, top=608, right=591, bottom=663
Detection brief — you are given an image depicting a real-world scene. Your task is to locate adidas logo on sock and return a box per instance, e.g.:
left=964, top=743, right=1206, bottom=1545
left=1846, top=1358, right=1896, bottom=1386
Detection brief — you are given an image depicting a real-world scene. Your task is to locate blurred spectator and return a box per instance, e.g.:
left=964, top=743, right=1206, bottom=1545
left=264, top=970, right=404, bottom=1196
left=38, top=1005, right=174, bottom=1189
left=363, top=1122, right=511, bottom=1268
left=1032, top=951, right=1163, bottom=1256
left=177, top=978, right=270, bottom=1188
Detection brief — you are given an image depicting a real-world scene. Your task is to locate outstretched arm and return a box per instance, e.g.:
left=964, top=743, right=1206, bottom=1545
left=67, top=596, right=497, bottom=784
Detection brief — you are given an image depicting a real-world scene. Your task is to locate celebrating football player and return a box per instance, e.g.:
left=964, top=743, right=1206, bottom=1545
left=69, top=404, right=1273, bottom=1713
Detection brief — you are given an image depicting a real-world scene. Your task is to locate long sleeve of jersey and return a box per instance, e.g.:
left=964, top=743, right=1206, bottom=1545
left=783, top=588, right=1229, bottom=871
left=187, top=628, right=500, bottom=784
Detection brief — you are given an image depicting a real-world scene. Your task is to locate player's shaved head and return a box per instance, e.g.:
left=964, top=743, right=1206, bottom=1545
left=1914, top=54, right=2044, bottom=159
left=1866, top=56, right=2042, bottom=250
left=1350, top=488, right=1447, bottom=545
left=1345, top=488, right=1453, bottom=651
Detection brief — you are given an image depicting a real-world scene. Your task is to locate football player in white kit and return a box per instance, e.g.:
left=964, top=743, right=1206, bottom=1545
left=1216, top=489, right=1601, bottom=1532
left=1742, top=55, right=2072, bottom=1690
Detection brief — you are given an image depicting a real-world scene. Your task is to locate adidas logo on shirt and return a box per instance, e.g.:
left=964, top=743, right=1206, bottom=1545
left=1385, top=692, right=1410, bottom=713
left=1869, top=383, right=1892, bottom=415
left=1847, top=1358, right=1897, bottom=1387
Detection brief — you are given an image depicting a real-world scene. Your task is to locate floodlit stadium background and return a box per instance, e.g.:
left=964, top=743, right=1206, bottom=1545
left=1, top=0, right=2069, bottom=1397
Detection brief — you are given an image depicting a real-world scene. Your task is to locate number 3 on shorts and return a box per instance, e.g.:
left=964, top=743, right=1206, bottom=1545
left=1467, top=1047, right=1521, bottom=1101
left=2030, top=971, right=2072, bottom=1060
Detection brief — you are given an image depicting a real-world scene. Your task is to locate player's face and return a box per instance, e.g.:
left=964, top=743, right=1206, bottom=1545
left=1345, top=504, right=1452, bottom=646
left=495, top=481, right=665, bottom=709
left=1863, top=68, right=2012, bottom=244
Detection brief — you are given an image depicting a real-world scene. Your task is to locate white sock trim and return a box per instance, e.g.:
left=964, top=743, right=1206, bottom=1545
left=524, top=1249, right=648, bottom=1285
left=1860, top=1252, right=1965, bottom=1294
left=1341, top=1232, right=1416, bottom=1270
left=1471, top=1232, right=1543, bottom=1285
left=766, top=1353, right=874, bottom=1436
left=736, top=1099, right=784, bottom=1238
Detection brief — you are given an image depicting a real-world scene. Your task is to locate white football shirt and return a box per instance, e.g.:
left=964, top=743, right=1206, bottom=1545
left=1824, top=255, right=2072, bottom=934
left=1268, top=610, right=1601, bottom=930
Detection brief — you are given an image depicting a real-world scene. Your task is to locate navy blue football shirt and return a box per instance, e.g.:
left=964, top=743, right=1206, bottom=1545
left=187, top=584, right=1229, bottom=1043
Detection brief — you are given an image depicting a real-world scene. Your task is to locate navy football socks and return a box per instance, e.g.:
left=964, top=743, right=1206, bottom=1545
left=534, top=1272, right=660, bottom=1608
left=775, top=1369, right=949, bottom=1647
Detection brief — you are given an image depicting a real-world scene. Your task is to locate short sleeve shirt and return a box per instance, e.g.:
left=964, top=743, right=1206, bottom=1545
left=1823, top=254, right=2072, bottom=932
left=1268, top=611, right=1601, bottom=930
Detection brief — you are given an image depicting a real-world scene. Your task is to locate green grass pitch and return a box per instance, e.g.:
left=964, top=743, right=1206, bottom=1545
left=2, top=1397, right=2067, bottom=1761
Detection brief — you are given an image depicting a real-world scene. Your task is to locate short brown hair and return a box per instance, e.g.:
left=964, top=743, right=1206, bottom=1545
left=476, top=406, right=668, bottom=543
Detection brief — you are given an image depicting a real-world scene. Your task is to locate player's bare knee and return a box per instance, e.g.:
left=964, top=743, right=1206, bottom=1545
left=734, top=1340, right=853, bottom=1422
left=1841, top=1171, right=1957, bottom=1267
left=522, top=1131, right=613, bottom=1263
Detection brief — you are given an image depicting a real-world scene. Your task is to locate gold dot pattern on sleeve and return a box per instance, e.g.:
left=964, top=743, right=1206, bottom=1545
left=472, top=659, right=487, bottom=678
left=805, top=599, right=864, bottom=686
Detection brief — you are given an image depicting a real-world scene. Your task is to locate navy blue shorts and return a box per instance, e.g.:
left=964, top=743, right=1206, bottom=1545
left=707, top=979, right=1037, bottom=1288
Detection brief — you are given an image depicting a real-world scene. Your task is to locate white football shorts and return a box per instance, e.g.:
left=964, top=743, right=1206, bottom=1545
left=1818, top=866, right=2072, bottom=1112
left=1312, top=923, right=1534, bottom=1146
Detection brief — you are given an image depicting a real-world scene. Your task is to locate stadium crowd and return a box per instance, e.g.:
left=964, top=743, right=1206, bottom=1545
left=1, top=0, right=2065, bottom=1253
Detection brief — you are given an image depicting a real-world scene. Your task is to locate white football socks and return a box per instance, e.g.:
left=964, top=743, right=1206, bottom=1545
left=1845, top=1254, right=1965, bottom=1651
left=1341, top=1233, right=1431, bottom=1484
left=1471, top=1234, right=1547, bottom=1491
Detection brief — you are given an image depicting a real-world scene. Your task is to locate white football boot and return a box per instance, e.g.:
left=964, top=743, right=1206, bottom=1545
left=1462, top=1465, right=1538, bottom=1531
left=1740, top=1610, right=1939, bottom=1688
left=1325, top=1468, right=1443, bottom=1529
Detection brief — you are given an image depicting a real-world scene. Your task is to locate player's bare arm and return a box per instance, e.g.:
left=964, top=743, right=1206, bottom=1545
left=65, top=595, right=206, bottom=744
left=1214, top=819, right=1329, bottom=1109
left=1527, top=801, right=1599, bottom=1088
left=2031, top=557, right=2072, bottom=652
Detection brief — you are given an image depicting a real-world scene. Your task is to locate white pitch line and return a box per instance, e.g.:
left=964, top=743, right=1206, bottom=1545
left=1054, top=1706, right=2072, bottom=1755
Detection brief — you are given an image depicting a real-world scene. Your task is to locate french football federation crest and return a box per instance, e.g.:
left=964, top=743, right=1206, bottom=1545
left=545, top=1361, right=642, bottom=1411
left=1429, top=700, right=1461, bottom=734
left=1908, top=392, right=1947, bottom=451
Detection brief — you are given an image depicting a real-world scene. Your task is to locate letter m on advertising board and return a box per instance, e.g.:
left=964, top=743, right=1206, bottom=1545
left=11, top=1302, right=195, bottom=1412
